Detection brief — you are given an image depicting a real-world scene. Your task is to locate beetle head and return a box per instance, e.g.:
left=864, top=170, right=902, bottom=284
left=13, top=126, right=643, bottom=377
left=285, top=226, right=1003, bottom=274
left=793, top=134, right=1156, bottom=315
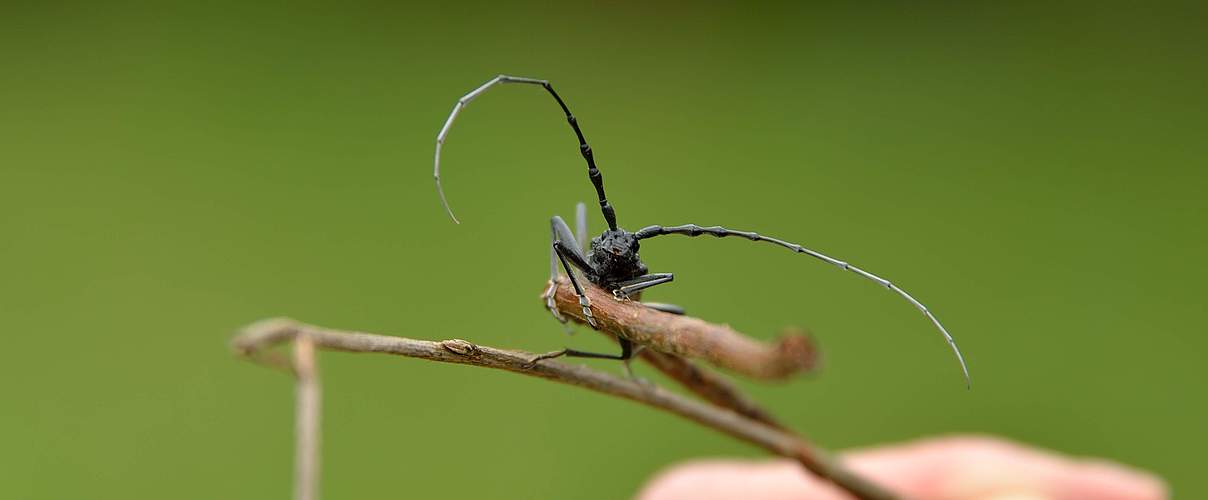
left=589, top=229, right=647, bottom=284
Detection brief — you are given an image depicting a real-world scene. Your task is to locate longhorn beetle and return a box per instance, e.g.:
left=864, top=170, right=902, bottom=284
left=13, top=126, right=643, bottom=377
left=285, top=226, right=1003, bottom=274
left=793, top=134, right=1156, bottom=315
left=434, top=75, right=970, bottom=387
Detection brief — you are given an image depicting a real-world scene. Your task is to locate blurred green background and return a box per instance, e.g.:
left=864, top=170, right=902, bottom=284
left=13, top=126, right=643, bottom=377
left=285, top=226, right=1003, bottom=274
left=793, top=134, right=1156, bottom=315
left=2, top=1, right=1204, bottom=498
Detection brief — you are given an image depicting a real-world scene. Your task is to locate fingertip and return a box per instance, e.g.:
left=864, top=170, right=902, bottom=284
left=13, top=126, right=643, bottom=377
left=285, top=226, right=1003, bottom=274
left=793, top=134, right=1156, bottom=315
left=636, top=459, right=848, bottom=500
left=638, top=436, right=1168, bottom=500
left=1051, top=458, right=1169, bottom=500
left=845, top=435, right=1169, bottom=500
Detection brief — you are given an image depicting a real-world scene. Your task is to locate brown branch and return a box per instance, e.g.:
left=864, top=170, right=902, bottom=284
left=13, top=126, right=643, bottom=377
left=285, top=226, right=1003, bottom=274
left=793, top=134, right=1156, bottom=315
left=230, top=318, right=899, bottom=500
left=547, top=277, right=818, bottom=380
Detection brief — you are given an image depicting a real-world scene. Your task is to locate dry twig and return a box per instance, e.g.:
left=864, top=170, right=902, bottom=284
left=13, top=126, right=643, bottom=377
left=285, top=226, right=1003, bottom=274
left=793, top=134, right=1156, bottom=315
left=231, top=318, right=898, bottom=500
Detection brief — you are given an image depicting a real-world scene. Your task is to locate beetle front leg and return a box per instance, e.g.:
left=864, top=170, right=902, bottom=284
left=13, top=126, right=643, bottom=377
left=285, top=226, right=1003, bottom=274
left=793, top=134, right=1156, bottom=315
left=553, top=240, right=598, bottom=328
left=546, top=215, right=594, bottom=331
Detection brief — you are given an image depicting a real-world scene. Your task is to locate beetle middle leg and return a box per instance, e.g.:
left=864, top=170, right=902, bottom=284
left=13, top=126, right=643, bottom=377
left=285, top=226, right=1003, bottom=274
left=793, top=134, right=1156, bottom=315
left=612, top=273, right=675, bottom=301
left=641, top=302, right=685, bottom=315
left=615, top=274, right=684, bottom=314
left=527, top=336, right=644, bottom=379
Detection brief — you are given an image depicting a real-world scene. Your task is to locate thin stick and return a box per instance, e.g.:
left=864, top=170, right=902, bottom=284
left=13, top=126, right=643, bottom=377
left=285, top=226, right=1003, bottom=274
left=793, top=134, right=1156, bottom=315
left=231, top=318, right=898, bottom=500
left=547, top=277, right=818, bottom=380
left=292, top=334, right=320, bottom=500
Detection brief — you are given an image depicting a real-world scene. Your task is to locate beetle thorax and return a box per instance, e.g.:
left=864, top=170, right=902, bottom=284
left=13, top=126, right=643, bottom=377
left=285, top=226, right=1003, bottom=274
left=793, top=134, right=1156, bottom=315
left=588, top=229, right=647, bottom=286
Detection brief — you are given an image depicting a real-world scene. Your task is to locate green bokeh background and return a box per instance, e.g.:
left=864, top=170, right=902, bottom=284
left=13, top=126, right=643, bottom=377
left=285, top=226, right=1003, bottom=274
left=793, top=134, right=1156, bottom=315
left=2, top=1, right=1204, bottom=498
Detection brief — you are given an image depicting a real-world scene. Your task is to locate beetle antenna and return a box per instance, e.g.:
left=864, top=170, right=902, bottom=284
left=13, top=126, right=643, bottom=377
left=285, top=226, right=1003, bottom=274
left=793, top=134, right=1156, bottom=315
left=635, top=223, right=971, bottom=388
left=434, top=75, right=618, bottom=230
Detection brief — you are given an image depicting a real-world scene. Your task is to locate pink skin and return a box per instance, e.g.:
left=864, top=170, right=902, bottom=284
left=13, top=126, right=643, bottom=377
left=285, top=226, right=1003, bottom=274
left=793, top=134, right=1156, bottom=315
left=638, top=435, right=1167, bottom=500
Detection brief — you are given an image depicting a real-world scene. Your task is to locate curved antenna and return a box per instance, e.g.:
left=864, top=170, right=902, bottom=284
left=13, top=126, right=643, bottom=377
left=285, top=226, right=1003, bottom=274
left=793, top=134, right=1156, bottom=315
left=434, top=75, right=618, bottom=230
left=635, top=223, right=971, bottom=388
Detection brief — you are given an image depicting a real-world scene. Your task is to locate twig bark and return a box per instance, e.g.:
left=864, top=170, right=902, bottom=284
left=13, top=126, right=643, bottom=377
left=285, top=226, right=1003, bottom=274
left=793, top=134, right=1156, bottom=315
left=548, top=277, right=818, bottom=380
left=292, top=335, right=320, bottom=500
left=632, top=348, right=789, bottom=430
left=230, top=318, right=898, bottom=500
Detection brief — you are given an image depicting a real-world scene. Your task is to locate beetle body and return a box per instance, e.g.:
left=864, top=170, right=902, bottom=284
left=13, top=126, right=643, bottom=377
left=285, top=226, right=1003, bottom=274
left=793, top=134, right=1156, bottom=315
left=433, top=74, right=971, bottom=387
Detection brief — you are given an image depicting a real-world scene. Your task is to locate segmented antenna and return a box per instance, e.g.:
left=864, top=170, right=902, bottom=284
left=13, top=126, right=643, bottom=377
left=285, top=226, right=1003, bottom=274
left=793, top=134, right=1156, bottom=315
left=635, top=224, right=971, bottom=388
left=434, top=75, right=618, bottom=230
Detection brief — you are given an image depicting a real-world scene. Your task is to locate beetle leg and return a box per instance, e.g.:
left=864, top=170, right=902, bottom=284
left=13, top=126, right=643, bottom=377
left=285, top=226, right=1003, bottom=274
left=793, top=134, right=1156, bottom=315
left=554, top=240, right=598, bottom=328
left=547, top=215, right=596, bottom=332
left=545, top=218, right=571, bottom=329
left=573, top=202, right=588, bottom=252
left=641, top=302, right=685, bottom=315
left=611, top=273, right=675, bottom=301
left=527, top=337, right=640, bottom=376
